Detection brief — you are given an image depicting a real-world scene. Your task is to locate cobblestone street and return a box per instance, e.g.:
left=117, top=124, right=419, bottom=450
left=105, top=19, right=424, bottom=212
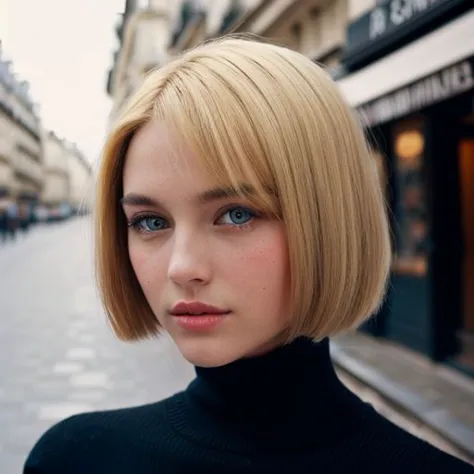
left=0, top=217, right=195, bottom=473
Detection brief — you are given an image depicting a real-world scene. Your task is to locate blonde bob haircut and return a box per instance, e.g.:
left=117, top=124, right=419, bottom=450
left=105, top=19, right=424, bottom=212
left=95, top=36, right=392, bottom=342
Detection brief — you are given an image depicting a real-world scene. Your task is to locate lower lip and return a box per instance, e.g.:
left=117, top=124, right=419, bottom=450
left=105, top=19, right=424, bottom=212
left=172, top=314, right=228, bottom=331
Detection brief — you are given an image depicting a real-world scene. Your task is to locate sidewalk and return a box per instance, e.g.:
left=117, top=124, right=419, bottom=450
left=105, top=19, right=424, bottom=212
left=331, top=332, right=474, bottom=460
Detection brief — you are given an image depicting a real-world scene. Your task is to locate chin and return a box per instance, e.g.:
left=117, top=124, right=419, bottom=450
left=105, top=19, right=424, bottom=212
left=173, top=335, right=243, bottom=368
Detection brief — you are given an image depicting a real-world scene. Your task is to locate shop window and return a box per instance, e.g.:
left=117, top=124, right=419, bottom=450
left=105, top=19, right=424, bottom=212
left=391, top=118, right=428, bottom=276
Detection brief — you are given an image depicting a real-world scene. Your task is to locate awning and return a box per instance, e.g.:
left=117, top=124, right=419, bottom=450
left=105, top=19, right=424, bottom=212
left=337, top=9, right=474, bottom=108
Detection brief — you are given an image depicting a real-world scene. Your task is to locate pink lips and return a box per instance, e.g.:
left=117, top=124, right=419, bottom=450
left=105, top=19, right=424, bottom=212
left=170, top=301, right=231, bottom=331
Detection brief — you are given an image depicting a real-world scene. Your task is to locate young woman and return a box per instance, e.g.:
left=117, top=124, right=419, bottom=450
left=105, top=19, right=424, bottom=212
left=24, top=37, right=473, bottom=473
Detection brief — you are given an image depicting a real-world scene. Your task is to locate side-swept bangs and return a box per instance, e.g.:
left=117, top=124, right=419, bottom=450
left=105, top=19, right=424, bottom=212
left=95, top=37, right=392, bottom=341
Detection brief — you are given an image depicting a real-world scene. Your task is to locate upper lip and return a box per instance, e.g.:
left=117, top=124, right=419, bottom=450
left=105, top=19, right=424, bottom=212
left=170, top=301, right=230, bottom=316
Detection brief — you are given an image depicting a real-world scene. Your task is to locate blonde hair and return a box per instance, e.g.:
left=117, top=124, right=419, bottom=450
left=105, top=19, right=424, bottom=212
left=95, top=36, right=392, bottom=341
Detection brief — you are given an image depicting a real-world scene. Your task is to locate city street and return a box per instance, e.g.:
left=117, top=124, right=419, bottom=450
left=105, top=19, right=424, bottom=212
left=0, top=217, right=195, bottom=473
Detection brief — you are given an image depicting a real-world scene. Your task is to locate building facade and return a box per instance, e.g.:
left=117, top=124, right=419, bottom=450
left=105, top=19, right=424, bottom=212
left=41, top=132, right=93, bottom=217
left=107, top=1, right=263, bottom=122
left=1, top=43, right=93, bottom=224
left=106, top=0, right=474, bottom=376
left=107, top=0, right=353, bottom=117
left=107, top=0, right=174, bottom=123
left=0, top=43, right=43, bottom=206
left=65, top=144, right=93, bottom=215
left=42, top=131, right=70, bottom=209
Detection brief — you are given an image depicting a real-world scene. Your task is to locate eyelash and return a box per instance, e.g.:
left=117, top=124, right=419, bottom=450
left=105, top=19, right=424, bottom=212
left=127, top=206, right=261, bottom=235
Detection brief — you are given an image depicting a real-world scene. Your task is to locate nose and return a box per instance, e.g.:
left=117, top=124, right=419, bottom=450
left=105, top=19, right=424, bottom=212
left=167, top=230, right=212, bottom=288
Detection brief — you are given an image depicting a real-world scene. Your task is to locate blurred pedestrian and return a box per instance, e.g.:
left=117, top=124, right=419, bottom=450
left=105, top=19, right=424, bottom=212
left=6, top=200, right=18, bottom=241
left=0, top=200, right=7, bottom=243
left=23, top=38, right=474, bottom=473
left=18, top=202, right=32, bottom=234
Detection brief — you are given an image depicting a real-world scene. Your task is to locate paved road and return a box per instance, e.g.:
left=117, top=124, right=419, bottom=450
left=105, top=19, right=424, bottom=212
left=0, top=217, right=195, bottom=473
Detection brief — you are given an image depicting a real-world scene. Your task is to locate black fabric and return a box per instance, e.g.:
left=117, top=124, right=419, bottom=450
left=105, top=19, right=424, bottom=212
left=24, top=337, right=473, bottom=473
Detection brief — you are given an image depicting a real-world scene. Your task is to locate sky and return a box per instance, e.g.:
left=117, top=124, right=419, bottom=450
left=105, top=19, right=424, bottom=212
left=0, top=0, right=124, bottom=164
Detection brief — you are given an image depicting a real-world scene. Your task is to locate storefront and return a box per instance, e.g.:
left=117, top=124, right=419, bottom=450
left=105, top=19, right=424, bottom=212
left=339, top=6, right=474, bottom=375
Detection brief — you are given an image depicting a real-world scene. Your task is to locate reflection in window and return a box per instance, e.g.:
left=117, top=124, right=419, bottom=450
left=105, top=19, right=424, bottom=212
left=392, top=118, right=428, bottom=276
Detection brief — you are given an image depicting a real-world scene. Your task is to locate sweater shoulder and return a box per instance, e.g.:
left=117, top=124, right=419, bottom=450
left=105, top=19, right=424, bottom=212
left=404, top=438, right=473, bottom=474
left=23, top=396, right=174, bottom=474
left=361, top=412, right=474, bottom=473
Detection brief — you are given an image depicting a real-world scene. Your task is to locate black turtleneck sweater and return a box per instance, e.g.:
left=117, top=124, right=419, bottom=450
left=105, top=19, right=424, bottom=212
left=24, top=338, right=473, bottom=473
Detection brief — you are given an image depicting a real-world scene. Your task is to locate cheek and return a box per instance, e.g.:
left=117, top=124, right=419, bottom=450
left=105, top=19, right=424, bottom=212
left=128, top=241, right=167, bottom=291
left=229, top=230, right=289, bottom=293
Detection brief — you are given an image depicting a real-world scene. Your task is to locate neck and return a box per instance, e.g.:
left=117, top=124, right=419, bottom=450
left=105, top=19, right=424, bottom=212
left=168, top=337, right=372, bottom=452
left=192, top=337, right=339, bottom=411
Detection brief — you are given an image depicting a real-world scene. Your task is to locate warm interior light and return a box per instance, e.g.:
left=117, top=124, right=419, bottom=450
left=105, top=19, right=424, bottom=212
left=395, top=130, right=424, bottom=162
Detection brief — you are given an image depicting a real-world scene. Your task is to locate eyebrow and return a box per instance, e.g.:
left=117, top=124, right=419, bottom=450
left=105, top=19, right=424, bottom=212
left=120, top=184, right=254, bottom=208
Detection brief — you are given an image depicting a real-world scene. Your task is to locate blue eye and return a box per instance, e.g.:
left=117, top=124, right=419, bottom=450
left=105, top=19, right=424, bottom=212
left=219, top=207, right=255, bottom=226
left=130, top=215, right=168, bottom=232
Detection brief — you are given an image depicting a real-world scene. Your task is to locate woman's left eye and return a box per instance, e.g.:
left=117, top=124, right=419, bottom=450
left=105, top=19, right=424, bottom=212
left=217, top=207, right=256, bottom=226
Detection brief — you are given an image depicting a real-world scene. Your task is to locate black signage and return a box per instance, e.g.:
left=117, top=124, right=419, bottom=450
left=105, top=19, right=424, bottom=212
left=344, top=0, right=467, bottom=69
left=358, top=56, right=474, bottom=127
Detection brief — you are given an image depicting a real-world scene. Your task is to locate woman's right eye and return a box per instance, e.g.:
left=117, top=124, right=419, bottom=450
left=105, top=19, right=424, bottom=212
left=129, top=215, right=169, bottom=233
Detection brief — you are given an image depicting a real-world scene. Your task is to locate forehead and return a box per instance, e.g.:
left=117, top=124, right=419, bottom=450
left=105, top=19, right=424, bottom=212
left=122, top=120, right=216, bottom=196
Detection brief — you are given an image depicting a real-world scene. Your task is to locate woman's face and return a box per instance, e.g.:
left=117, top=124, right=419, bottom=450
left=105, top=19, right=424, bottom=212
left=122, top=121, right=291, bottom=367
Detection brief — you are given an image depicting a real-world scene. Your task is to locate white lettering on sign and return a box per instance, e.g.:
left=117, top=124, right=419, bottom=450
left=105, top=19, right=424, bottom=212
left=391, top=0, right=443, bottom=25
left=359, top=60, right=474, bottom=127
left=369, top=0, right=444, bottom=39
left=370, top=8, right=387, bottom=39
left=391, top=0, right=411, bottom=26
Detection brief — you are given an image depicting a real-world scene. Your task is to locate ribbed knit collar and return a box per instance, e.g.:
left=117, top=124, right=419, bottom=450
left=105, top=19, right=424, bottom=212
left=166, top=337, right=374, bottom=453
